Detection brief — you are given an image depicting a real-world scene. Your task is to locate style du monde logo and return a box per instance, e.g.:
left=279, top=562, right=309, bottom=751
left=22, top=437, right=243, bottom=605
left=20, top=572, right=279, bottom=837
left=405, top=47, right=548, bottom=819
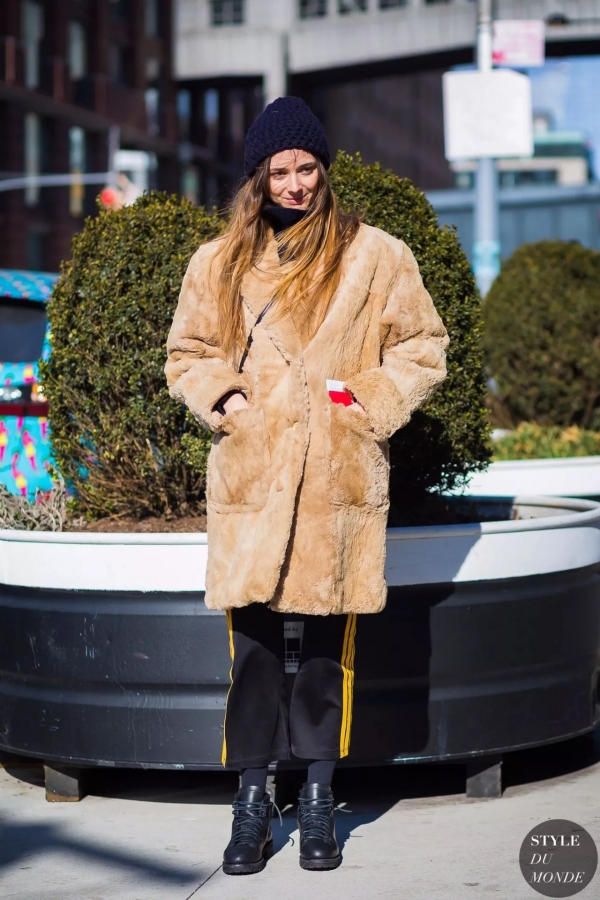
left=519, top=820, right=598, bottom=897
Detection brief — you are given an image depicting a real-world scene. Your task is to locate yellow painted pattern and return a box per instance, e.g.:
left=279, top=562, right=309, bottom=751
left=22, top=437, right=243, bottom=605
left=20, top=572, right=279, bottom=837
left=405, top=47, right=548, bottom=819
left=221, top=609, right=235, bottom=767
left=339, top=613, right=357, bottom=758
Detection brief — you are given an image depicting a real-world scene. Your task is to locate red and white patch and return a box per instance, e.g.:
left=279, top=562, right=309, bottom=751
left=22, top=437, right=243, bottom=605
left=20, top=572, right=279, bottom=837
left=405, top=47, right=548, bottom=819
left=326, top=379, right=353, bottom=407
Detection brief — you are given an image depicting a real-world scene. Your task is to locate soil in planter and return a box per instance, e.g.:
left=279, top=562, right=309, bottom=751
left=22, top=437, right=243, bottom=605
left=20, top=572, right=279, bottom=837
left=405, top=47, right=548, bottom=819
left=65, top=496, right=511, bottom=533
left=66, top=514, right=207, bottom=533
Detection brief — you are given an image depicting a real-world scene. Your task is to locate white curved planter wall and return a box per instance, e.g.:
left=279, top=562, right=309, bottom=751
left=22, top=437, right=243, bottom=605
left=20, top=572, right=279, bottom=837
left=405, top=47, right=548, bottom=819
left=2, top=496, right=599, bottom=592
left=463, top=456, right=600, bottom=498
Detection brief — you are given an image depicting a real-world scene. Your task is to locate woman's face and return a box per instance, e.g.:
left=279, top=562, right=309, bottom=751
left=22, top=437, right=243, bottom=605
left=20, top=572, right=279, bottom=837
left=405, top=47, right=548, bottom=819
left=268, top=149, right=319, bottom=209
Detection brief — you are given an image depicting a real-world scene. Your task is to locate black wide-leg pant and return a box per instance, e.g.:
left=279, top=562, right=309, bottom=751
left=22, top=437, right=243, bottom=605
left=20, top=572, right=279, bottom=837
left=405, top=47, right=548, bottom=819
left=221, top=604, right=358, bottom=769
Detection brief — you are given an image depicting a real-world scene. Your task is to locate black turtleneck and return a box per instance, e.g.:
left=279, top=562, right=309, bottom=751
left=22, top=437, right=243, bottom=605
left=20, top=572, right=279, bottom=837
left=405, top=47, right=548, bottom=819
left=262, top=203, right=309, bottom=236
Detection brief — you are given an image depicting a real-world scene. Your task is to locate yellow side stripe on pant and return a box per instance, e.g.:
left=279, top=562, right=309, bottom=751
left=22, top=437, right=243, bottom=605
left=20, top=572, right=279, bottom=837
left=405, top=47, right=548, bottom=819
left=221, top=609, right=235, bottom=767
left=340, top=613, right=357, bottom=758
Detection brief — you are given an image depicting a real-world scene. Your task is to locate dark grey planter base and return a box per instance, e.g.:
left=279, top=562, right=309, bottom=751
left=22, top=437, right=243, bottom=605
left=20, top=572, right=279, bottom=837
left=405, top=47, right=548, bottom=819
left=1, top=562, right=599, bottom=798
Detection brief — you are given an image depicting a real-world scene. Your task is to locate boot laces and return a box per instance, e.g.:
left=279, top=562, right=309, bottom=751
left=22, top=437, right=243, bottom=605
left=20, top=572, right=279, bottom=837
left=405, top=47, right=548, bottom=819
left=230, top=799, right=271, bottom=845
left=298, top=796, right=334, bottom=843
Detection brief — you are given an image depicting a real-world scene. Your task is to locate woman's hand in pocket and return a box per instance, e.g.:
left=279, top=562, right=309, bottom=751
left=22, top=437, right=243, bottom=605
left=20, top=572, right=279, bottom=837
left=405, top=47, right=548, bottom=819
left=223, top=392, right=251, bottom=414
left=347, top=401, right=366, bottom=415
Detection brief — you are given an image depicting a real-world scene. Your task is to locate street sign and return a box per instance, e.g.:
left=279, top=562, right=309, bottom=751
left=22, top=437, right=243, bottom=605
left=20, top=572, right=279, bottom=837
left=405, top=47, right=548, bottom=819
left=443, top=69, right=533, bottom=161
left=492, top=19, right=545, bottom=68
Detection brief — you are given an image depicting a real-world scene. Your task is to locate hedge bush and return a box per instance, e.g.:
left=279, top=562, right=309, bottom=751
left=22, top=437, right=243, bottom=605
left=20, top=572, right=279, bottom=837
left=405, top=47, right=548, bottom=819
left=493, top=423, right=600, bottom=461
left=330, top=152, right=490, bottom=513
left=41, top=194, right=223, bottom=518
left=43, top=153, right=490, bottom=520
left=484, top=240, right=600, bottom=430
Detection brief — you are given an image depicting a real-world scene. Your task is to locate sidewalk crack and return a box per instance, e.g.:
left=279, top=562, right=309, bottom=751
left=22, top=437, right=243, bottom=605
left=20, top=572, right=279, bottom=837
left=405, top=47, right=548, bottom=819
left=185, top=863, right=223, bottom=898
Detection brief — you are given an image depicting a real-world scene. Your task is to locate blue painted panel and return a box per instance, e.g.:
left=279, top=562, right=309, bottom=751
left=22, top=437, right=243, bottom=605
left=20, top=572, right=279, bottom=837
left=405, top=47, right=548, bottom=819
left=0, top=415, right=53, bottom=496
left=499, top=208, right=522, bottom=260
left=436, top=210, right=473, bottom=263
left=557, top=204, right=598, bottom=247
left=0, top=270, right=57, bottom=302
left=521, top=207, right=556, bottom=245
left=428, top=186, right=600, bottom=266
left=0, top=269, right=56, bottom=497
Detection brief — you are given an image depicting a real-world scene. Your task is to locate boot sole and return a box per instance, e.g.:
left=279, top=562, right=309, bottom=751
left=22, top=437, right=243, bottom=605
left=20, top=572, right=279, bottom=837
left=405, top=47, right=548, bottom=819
left=299, top=853, right=342, bottom=871
left=223, top=839, right=273, bottom=876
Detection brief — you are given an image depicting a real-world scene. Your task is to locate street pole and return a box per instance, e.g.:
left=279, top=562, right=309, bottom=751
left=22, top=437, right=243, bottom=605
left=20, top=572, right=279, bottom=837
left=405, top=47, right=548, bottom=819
left=473, top=0, right=500, bottom=297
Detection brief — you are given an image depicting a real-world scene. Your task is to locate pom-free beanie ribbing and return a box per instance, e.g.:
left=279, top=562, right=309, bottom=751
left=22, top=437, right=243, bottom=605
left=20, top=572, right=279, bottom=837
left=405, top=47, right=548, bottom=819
left=244, top=96, right=330, bottom=177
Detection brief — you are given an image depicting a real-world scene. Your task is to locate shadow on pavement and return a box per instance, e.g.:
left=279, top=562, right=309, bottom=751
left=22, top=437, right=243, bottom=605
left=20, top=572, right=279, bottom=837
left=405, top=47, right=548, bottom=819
left=503, top=728, right=600, bottom=791
left=87, top=766, right=240, bottom=804
left=0, top=817, right=203, bottom=882
left=268, top=805, right=395, bottom=858
left=5, top=727, right=599, bottom=809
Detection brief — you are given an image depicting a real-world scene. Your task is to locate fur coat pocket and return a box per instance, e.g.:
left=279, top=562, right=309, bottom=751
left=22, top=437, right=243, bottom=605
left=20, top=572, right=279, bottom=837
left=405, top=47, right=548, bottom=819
left=207, top=406, right=271, bottom=510
left=329, top=403, right=390, bottom=509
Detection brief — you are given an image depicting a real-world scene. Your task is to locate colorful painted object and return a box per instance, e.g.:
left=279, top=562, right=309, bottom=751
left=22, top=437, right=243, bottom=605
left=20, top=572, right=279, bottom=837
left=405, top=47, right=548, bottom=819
left=0, top=269, right=56, bottom=497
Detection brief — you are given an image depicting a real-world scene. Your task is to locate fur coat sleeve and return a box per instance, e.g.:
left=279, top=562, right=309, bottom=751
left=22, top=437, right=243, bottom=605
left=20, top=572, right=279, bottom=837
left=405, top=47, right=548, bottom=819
left=345, top=241, right=449, bottom=441
left=165, top=244, right=252, bottom=433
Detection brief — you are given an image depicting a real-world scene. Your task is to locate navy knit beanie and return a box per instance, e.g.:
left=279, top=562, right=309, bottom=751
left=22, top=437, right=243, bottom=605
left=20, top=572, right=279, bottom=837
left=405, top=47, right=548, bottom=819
left=243, top=96, right=330, bottom=177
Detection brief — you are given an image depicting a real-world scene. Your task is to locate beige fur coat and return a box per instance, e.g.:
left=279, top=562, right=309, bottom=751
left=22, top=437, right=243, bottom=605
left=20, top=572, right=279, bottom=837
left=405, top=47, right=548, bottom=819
left=165, top=223, right=449, bottom=615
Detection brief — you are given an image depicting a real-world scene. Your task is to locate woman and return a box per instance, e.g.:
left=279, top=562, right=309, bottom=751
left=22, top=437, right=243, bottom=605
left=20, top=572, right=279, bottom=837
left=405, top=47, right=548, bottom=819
left=165, top=96, right=449, bottom=875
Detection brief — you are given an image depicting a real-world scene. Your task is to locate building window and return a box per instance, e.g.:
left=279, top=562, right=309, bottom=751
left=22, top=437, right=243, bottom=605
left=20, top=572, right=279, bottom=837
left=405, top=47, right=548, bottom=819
left=146, top=56, right=160, bottom=84
left=177, top=89, right=191, bottom=141
left=109, top=0, right=128, bottom=20
left=144, top=0, right=159, bottom=36
left=339, top=0, right=367, bottom=13
left=26, top=233, right=46, bottom=271
left=230, top=95, right=245, bottom=149
left=204, top=88, right=219, bottom=153
left=379, top=0, right=408, bottom=8
left=68, top=21, right=87, bottom=80
left=22, top=1, right=44, bottom=89
left=210, top=1, right=245, bottom=26
left=108, top=44, right=128, bottom=85
left=299, top=0, right=327, bottom=17
left=181, top=166, right=199, bottom=205
left=69, top=126, right=86, bottom=216
left=24, top=113, right=41, bottom=206
left=145, top=87, right=160, bottom=135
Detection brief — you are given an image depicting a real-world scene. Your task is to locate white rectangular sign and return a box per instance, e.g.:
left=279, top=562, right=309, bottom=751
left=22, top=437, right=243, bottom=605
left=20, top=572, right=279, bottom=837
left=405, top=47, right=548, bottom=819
left=443, top=69, right=533, bottom=161
left=493, top=19, right=545, bottom=68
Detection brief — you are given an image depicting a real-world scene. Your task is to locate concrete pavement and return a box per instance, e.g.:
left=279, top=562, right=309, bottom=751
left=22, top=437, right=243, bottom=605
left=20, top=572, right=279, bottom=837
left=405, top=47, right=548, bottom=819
left=1, top=734, right=600, bottom=900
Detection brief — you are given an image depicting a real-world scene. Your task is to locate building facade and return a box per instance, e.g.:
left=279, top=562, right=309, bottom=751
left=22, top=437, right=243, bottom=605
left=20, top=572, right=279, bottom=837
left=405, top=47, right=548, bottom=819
left=0, top=0, right=180, bottom=271
left=175, top=0, right=600, bottom=204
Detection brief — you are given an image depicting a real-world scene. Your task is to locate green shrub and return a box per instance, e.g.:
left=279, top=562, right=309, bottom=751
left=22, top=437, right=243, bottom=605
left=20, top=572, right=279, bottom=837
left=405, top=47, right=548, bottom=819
left=330, top=152, right=490, bottom=512
left=493, top=423, right=600, bottom=461
left=41, top=193, right=225, bottom=518
left=484, top=240, right=600, bottom=430
left=43, top=155, right=490, bottom=521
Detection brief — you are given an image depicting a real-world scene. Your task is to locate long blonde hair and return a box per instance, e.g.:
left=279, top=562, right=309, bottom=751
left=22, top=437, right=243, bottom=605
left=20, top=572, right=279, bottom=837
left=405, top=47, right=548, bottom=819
left=212, top=158, right=360, bottom=366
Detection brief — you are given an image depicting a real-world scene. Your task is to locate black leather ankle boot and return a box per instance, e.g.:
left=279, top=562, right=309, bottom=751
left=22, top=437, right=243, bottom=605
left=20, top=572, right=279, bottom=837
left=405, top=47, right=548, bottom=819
left=297, top=782, right=342, bottom=870
left=223, top=786, right=274, bottom=875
